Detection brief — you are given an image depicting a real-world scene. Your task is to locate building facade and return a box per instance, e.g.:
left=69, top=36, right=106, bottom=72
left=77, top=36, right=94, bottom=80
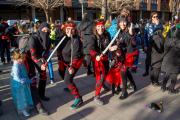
left=0, top=0, right=172, bottom=23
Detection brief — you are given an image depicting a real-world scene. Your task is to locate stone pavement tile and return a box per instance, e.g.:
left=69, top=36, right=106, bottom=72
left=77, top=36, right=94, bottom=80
left=44, top=89, right=57, bottom=99
left=59, top=92, right=75, bottom=105
left=117, top=88, right=155, bottom=106
left=81, top=77, right=96, bottom=86
left=0, top=110, right=20, bottom=120
left=143, top=90, right=179, bottom=105
left=50, top=85, right=72, bottom=96
left=145, top=85, right=162, bottom=92
left=115, top=106, right=152, bottom=120
left=77, top=105, right=112, bottom=120
left=0, top=94, right=15, bottom=113
left=49, top=105, right=85, bottom=120
left=79, top=86, right=95, bottom=97
left=74, top=81, right=89, bottom=89
left=42, top=96, right=66, bottom=111
left=163, top=98, right=180, bottom=114
left=101, top=96, right=130, bottom=114
left=105, top=115, right=121, bottom=120
left=144, top=110, right=180, bottom=120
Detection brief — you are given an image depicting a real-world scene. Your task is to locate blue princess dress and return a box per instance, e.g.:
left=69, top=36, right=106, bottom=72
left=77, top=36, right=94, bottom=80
left=10, top=60, right=34, bottom=114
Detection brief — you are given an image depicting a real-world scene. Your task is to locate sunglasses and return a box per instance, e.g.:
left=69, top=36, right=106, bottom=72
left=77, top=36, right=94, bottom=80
left=153, top=16, right=158, bottom=18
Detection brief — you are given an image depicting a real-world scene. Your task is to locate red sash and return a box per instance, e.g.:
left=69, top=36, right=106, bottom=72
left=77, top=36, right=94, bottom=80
left=124, top=49, right=139, bottom=67
left=58, top=57, right=84, bottom=71
left=95, top=54, right=108, bottom=81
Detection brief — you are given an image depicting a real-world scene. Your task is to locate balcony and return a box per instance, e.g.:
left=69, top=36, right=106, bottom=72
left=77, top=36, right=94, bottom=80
left=151, top=4, right=157, bottom=11
left=161, top=0, right=170, bottom=11
left=139, top=2, right=147, bottom=10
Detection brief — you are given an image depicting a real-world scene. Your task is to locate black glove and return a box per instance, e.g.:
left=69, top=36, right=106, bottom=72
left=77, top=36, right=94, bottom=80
left=0, top=32, right=4, bottom=36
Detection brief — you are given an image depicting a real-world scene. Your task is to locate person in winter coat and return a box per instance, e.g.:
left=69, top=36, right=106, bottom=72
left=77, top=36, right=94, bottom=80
left=161, top=25, right=180, bottom=95
left=149, top=27, right=165, bottom=87
left=78, top=13, right=95, bottom=75
left=143, top=12, right=163, bottom=76
left=55, top=21, right=62, bottom=46
left=0, top=16, right=10, bottom=65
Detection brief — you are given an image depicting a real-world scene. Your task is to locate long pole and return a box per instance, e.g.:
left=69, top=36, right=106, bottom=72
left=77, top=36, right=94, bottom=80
left=82, top=4, right=83, bottom=19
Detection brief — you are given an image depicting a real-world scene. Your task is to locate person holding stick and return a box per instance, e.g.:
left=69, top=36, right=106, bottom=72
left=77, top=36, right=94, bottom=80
left=57, top=21, right=84, bottom=109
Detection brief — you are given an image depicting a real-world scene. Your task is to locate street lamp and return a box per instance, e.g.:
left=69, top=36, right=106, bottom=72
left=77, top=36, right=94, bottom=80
left=79, top=0, right=85, bottom=19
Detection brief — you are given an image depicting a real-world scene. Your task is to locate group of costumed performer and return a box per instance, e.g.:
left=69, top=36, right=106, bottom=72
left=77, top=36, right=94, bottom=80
left=57, top=21, right=84, bottom=109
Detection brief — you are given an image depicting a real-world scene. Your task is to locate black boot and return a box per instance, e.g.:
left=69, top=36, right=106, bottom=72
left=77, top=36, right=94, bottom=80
left=40, top=96, right=50, bottom=101
left=127, top=83, right=137, bottom=91
left=168, top=89, right=179, bottom=95
left=103, top=85, right=110, bottom=91
left=143, top=71, right=149, bottom=76
left=161, top=87, right=169, bottom=92
left=112, top=84, right=118, bottom=95
left=117, top=86, right=121, bottom=92
left=119, top=88, right=128, bottom=100
left=143, top=64, right=149, bottom=76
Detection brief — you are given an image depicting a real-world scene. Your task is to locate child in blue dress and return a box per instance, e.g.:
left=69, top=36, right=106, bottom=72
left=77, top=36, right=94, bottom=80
left=10, top=48, right=35, bottom=117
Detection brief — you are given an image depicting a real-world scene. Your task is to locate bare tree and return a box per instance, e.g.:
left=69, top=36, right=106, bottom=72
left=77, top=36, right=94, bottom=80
left=84, top=0, right=141, bottom=22
left=14, top=0, right=64, bottom=23
left=170, top=0, right=180, bottom=23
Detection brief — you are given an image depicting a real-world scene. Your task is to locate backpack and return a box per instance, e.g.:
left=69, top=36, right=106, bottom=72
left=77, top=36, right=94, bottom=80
left=18, top=35, right=31, bottom=51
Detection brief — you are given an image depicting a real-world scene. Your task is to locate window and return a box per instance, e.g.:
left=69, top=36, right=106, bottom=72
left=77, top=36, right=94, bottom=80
left=141, top=0, right=147, bottom=3
left=151, top=0, right=157, bottom=4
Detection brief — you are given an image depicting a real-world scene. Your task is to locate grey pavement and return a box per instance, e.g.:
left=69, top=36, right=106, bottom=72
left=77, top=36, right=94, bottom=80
left=0, top=51, right=180, bottom=120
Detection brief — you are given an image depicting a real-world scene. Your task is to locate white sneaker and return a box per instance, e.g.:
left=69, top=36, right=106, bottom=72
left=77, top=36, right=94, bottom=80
left=23, top=110, right=30, bottom=117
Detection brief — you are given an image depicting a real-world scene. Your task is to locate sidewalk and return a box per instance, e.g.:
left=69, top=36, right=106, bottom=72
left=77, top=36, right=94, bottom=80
left=0, top=53, right=180, bottom=120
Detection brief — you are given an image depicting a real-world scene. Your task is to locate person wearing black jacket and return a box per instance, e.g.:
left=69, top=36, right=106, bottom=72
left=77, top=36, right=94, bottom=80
left=57, top=21, right=84, bottom=109
left=23, top=22, right=51, bottom=115
left=116, top=15, right=138, bottom=100
left=89, top=18, right=116, bottom=105
left=161, top=26, right=180, bottom=94
left=149, top=28, right=165, bottom=87
left=0, top=16, right=10, bottom=65
left=78, top=13, right=95, bottom=75
left=55, top=21, right=62, bottom=46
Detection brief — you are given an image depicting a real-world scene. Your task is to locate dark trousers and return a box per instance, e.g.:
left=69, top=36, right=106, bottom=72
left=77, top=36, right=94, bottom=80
left=59, top=65, right=80, bottom=98
left=0, top=40, right=10, bottom=62
left=27, top=57, right=47, bottom=104
left=163, top=73, right=178, bottom=90
left=121, top=55, right=137, bottom=89
left=86, top=54, right=92, bottom=72
left=150, top=67, right=161, bottom=83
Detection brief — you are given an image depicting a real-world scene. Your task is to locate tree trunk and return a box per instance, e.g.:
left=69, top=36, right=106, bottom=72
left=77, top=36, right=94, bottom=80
left=109, top=14, right=112, bottom=23
left=45, top=10, right=49, bottom=23
left=102, top=0, right=107, bottom=19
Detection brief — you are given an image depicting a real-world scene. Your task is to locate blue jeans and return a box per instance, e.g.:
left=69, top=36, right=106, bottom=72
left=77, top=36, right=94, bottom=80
left=42, top=49, right=54, bottom=79
left=0, top=40, right=11, bottom=62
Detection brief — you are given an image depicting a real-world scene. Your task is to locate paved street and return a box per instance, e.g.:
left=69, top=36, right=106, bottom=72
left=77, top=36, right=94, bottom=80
left=0, top=51, right=180, bottom=120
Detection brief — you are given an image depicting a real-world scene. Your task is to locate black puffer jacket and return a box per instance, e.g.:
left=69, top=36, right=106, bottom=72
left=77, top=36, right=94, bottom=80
left=55, top=25, right=62, bottom=40
left=161, top=27, right=180, bottom=73
left=149, top=28, right=165, bottom=68
left=78, top=13, right=95, bottom=54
